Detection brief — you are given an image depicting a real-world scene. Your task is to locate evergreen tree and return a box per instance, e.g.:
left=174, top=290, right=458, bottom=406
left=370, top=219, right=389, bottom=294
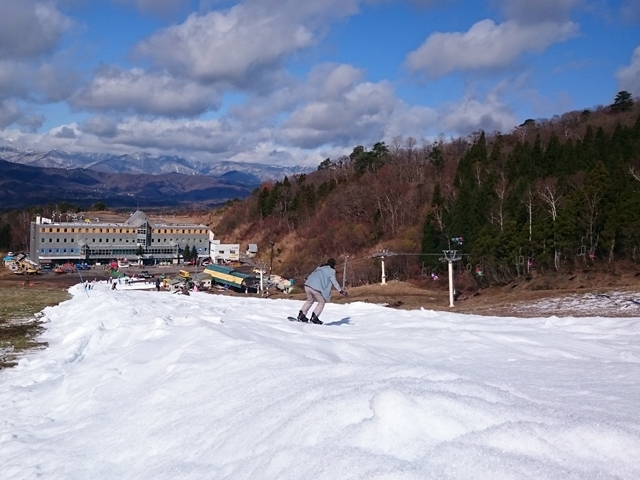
left=0, top=223, right=10, bottom=249
left=611, top=90, right=634, bottom=112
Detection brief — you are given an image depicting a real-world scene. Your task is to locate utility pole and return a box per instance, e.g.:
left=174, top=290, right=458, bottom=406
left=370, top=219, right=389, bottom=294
left=342, top=255, right=348, bottom=290
left=258, top=262, right=266, bottom=295
left=269, top=240, right=275, bottom=275
left=443, top=250, right=461, bottom=307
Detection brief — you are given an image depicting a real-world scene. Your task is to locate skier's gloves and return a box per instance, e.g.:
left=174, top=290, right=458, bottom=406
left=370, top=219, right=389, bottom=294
left=340, top=290, right=348, bottom=297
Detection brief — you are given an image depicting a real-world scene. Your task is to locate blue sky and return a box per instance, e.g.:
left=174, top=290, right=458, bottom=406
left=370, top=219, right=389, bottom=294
left=0, top=0, right=639, bottom=167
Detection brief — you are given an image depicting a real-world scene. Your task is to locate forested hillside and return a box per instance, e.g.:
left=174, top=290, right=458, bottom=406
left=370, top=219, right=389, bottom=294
left=214, top=94, right=640, bottom=287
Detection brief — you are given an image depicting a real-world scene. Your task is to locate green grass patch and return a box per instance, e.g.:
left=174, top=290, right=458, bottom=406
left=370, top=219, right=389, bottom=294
left=0, top=287, right=70, bottom=370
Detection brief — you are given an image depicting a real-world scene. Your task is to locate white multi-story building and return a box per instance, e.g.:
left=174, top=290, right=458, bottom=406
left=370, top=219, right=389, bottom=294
left=29, top=210, right=222, bottom=266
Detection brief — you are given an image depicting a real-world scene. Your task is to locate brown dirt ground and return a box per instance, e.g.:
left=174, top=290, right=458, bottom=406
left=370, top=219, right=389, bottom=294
left=3, top=264, right=640, bottom=318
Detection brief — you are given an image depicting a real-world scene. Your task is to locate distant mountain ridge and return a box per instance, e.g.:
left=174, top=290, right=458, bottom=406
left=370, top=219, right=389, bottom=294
left=0, top=146, right=312, bottom=182
left=0, top=158, right=260, bottom=209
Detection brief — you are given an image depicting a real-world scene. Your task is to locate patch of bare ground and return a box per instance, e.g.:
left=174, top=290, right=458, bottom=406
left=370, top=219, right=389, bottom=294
left=266, top=265, right=640, bottom=318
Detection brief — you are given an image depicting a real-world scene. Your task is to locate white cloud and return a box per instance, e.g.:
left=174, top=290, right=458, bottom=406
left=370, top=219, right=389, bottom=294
left=281, top=66, right=399, bottom=148
left=437, top=89, right=518, bottom=135
left=0, top=61, right=31, bottom=99
left=616, top=46, right=640, bottom=96
left=0, top=100, right=22, bottom=130
left=133, top=5, right=315, bottom=85
left=0, top=60, right=441, bottom=165
left=81, top=116, right=120, bottom=138
left=71, top=66, right=222, bottom=116
left=406, top=19, right=579, bottom=77
left=113, top=0, right=189, bottom=16
left=34, top=61, right=82, bottom=103
left=621, top=0, right=640, bottom=22
left=493, top=0, right=582, bottom=24
left=55, top=125, right=77, bottom=139
left=16, top=114, right=45, bottom=133
left=91, top=117, right=240, bottom=156
left=0, top=0, right=72, bottom=60
left=275, top=64, right=437, bottom=149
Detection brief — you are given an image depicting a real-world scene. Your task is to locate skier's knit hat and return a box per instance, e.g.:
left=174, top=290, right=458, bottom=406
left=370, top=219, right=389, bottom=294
left=326, top=258, right=336, bottom=268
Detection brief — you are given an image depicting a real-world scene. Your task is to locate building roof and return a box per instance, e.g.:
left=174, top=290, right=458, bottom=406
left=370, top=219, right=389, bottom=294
left=124, top=210, right=150, bottom=227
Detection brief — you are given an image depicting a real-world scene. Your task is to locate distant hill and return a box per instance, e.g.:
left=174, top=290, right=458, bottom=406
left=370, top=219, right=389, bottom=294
left=0, top=158, right=258, bottom=209
left=211, top=103, right=640, bottom=288
left=0, top=147, right=311, bottom=182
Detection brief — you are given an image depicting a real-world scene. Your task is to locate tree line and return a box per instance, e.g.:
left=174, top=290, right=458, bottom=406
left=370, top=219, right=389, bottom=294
left=214, top=92, right=640, bottom=285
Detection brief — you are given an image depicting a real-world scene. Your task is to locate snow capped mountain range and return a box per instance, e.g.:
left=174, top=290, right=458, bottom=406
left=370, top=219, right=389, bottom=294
left=0, top=146, right=311, bottom=182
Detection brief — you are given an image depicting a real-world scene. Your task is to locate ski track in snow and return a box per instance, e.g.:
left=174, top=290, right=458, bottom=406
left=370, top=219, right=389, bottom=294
left=1, top=282, right=640, bottom=479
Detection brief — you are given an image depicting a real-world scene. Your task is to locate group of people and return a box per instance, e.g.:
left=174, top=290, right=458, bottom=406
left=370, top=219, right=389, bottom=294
left=101, top=258, right=349, bottom=324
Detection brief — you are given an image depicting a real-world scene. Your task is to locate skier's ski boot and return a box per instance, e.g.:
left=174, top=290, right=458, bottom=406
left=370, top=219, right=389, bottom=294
left=310, top=313, right=323, bottom=325
left=297, top=310, right=309, bottom=323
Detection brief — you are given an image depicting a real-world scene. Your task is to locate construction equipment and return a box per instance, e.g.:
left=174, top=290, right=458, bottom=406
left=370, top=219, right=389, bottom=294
left=6, top=253, right=40, bottom=275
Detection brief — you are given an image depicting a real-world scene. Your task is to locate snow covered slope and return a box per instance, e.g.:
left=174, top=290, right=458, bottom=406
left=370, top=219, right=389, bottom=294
left=1, top=283, right=639, bottom=479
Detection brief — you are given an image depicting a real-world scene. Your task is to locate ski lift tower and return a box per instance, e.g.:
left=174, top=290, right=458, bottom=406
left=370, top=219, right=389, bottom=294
left=372, top=250, right=394, bottom=285
left=442, top=249, right=462, bottom=307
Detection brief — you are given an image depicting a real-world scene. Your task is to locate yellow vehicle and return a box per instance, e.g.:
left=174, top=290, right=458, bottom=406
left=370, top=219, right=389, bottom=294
left=178, top=270, right=191, bottom=279
left=12, top=261, right=40, bottom=275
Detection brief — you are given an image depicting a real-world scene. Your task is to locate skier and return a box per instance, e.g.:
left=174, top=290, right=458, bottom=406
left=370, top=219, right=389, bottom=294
left=297, top=258, right=348, bottom=324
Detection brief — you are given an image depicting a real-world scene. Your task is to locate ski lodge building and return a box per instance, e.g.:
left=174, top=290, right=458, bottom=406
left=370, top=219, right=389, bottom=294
left=29, top=210, right=240, bottom=266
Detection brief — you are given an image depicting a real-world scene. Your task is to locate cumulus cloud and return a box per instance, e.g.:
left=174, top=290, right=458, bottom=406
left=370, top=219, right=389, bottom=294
left=0, top=100, right=22, bottom=129
left=0, top=0, right=72, bottom=60
left=34, top=61, right=82, bottom=103
left=616, top=46, right=640, bottom=96
left=0, top=61, right=32, bottom=99
left=81, top=116, right=120, bottom=138
left=492, top=0, right=582, bottom=24
left=0, top=58, right=443, bottom=165
left=437, top=89, right=518, bottom=135
left=113, top=0, right=189, bottom=16
left=277, top=63, right=436, bottom=149
left=71, top=66, right=222, bottom=116
left=55, top=126, right=77, bottom=139
left=283, top=80, right=397, bottom=148
left=621, top=0, right=640, bottom=22
left=17, top=114, right=45, bottom=133
left=406, top=19, right=579, bottom=77
left=90, top=117, right=240, bottom=155
left=133, top=5, right=315, bottom=85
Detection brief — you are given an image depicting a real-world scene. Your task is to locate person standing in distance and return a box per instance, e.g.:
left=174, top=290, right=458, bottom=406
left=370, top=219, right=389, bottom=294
left=297, top=258, right=348, bottom=324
